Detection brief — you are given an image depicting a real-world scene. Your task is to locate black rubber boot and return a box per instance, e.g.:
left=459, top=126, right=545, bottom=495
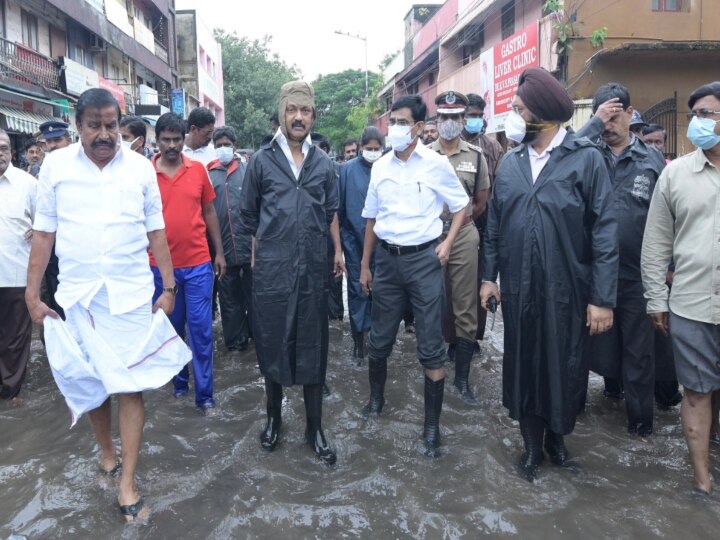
left=362, top=357, right=387, bottom=418
left=446, top=343, right=456, bottom=363
left=453, top=338, right=478, bottom=404
left=603, top=377, right=624, bottom=400
left=518, top=415, right=545, bottom=481
left=357, top=332, right=366, bottom=360
left=303, top=383, right=336, bottom=465
left=260, top=378, right=283, bottom=451
left=544, top=427, right=569, bottom=466
left=422, top=376, right=445, bottom=458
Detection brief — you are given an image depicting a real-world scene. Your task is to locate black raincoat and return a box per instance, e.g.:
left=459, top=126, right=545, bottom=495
left=482, top=131, right=619, bottom=434
left=239, top=141, right=338, bottom=386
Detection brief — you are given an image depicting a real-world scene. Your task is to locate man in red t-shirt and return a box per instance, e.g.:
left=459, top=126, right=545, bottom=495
left=150, top=112, right=226, bottom=415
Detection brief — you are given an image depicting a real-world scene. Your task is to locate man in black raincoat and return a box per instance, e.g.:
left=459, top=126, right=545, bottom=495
left=239, top=81, right=344, bottom=465
left=577, top=83, right=666, bottom=437
left=480, top=67, right=618, bottom=481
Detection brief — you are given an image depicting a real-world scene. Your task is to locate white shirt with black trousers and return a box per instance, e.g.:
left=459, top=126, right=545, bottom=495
left=362, top=141, right=469, bottom=368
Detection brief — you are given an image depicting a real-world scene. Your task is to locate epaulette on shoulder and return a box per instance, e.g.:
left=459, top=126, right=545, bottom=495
left=466, top=142, right=484, bottom=153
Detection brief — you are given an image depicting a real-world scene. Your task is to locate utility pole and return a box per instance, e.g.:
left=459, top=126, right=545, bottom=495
left=334, top=30, right=368, bottom=101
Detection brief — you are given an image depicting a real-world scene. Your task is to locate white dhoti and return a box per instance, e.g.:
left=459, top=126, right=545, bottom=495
left=43, top=286, right=191, bottom=426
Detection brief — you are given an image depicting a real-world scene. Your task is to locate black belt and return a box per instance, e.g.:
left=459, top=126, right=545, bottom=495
left=380, top=239, right=435, bottom=255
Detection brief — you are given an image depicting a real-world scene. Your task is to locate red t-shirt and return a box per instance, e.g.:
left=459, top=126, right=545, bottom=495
left=149, top=154, right=215, bottom=268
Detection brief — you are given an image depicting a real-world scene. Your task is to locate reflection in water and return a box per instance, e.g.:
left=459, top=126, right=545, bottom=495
left=1, top=318, right=719, bottom=539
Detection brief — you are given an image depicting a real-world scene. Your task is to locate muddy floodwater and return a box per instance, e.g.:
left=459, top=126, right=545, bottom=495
left=2, top=315, right=720, bottom=539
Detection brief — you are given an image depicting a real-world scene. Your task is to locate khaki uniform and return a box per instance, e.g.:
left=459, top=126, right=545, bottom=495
left=428, top=139, right=489, bottom=341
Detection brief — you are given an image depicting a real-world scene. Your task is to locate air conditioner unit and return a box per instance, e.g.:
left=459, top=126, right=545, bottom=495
left=90, top=36, right=106, bottom=51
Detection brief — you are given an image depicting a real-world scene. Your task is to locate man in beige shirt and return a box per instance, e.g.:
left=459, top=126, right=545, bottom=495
left=641, top=81, right=720, bottom=496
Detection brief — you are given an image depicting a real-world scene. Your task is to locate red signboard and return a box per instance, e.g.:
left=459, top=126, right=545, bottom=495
left=491, top=22, right=539, bottom=116
left=99, top=76, right=127, bottom=113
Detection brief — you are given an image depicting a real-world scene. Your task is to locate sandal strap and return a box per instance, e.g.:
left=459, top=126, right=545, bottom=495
left=119, top=497, right=145, bottom=517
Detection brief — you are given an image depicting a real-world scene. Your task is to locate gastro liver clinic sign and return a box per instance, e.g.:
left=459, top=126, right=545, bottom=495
left=479, top=21, right=539, bottom=133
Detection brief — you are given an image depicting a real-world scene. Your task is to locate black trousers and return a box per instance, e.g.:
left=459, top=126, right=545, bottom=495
left=0, top=287, right=32, bottom=399
left=42, top=249, right=64, bottom=319
left=368, top=243, right=445, bottom=369
left=218, top=263, right=253, bottom=350
left=589, top=279, right=655, bottom=431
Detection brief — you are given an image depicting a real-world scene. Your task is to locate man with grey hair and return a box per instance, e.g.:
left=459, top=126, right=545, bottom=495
left=0, top=128, right=36, bottom=402
left=240, top=81, right=344, bottom=465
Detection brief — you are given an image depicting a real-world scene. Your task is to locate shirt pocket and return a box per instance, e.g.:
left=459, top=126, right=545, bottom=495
left=115, top=184, right=145, bottom=221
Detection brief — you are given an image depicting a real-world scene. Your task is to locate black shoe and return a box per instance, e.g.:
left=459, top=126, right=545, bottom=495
left=628, top=422, right=653, bottom=438
left=422, top=376, right=444, bottom=458
left=260, top=416, right=281, bottom=451
left=544, top=429, right=569, bottom=466
left=306, top=427, right=337, bottom=465
left=453, top=338, right=478, bottom=405
left=260, top=378, right=282, bottom=451
left=362, top=357, right=387, bottom=418
left=518, top=449, right=545, bottom=482
left=303, top=383, right=336, bottom=465
left=603, top=377, right=624, bottom=400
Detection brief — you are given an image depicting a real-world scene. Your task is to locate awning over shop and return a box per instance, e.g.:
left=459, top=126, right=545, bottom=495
left=0, top=105, right=77, bottom=136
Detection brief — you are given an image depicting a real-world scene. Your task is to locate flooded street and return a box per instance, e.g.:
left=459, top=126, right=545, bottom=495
left=2, top=315, right=720, bottom=539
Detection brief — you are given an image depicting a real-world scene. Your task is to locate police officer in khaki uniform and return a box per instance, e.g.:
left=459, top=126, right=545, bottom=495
left=428, top=91, right=489, bottom=404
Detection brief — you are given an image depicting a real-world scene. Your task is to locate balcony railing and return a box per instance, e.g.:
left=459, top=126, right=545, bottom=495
left=0, top=37, right=60, bottom=90
left=154, top=40, right=169, bottom=63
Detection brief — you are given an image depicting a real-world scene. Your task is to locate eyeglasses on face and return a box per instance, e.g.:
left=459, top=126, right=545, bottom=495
left=687, top=109, right=720, bottom=121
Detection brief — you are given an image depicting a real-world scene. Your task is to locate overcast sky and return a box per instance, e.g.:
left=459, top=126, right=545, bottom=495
left=176, top=0, right=441, bottom=80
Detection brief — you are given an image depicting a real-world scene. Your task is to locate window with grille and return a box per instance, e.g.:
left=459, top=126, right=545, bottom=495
left=652, top=0, right=684, bottom=11
left=21, top=10, right=39, bottom=50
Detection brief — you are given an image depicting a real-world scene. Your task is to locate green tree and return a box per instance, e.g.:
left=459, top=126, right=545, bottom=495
left=215, top=30, right=298, bottom=148
left=312, top=69, right=381, bottom=151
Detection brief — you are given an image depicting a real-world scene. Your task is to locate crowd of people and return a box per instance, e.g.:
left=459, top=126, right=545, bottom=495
left=1, top=71, right=720, bottom=523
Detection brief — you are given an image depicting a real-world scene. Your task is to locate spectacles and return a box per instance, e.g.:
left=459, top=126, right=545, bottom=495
left=387, top=119, right=414, bottom=127
left=687, top=109, right=720, bottom=121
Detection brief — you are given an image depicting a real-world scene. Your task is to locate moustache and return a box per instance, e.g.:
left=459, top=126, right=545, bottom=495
left=92, top=140, right=114, bottom=148
left=292, top=121, right=305, bottom=129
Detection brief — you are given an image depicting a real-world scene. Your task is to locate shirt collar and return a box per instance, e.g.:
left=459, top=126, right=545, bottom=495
left=528, top=127, right=567, bottom=159
left=273, top=128, right=312, bottom=154
left=152, top=152, right=193, bottom=170
left=693, top=147, right=718, bottom=173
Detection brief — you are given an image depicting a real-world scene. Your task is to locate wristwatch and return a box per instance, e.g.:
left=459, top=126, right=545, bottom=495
left=163, top=284, right=178, bottom=295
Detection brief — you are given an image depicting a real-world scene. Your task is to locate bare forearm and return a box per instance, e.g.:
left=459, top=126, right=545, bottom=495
left=26, top=231, right=55, bottom=300
left=361, top=218, right=377, bottom=267
left=147, top=229, right=175, bottom=286
left=472, top=190, right=488, bottom=221
left=445, top=208, right=467, bottom=246
left=330, top=213, right=342, bottom=253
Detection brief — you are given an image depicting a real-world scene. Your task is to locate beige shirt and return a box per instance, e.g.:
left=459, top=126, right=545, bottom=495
left=0, top=164, right=36, bottom=287
left=641, top=148, right=720, bottom=323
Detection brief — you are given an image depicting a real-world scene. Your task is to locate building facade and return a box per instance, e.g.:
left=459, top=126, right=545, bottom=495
left=176, top=6, right=224, bottom=124
left=0, top=0, right=178, bottom=157
left=380, top=0, right=720, bottom=157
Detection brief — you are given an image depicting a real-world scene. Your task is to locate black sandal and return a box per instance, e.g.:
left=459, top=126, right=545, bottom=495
left=119, top=497, right=145, bottom=520
left=99, top=460, right=122, bottom=478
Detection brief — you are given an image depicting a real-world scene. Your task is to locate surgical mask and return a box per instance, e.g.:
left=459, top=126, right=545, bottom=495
left=362, top=149, right=383, bottom=163
left=121, top=137, right=140, bottom=150
left=687, top=116, right=720, bottom=150
left=437, top=120, right=463, bottom=141
left=387, top=124, right=416, bottom=152
left=504, top=111, right=527, bottom=143
left=465, top=117, right=485, bottom=134
left=215, top=146, right=234, bottom=165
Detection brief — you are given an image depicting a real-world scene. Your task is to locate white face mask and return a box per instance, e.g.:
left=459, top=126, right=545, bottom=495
left=215, top=146, right=234, bottom=165
left=387, top=124, right=416, bottom=152
left=362, top=149, right=383, bottom=163
left=121, top=137, right=140, bottom=151
left=504, top=111, right=527, bottom=143
left=437, top=119, right=463, bottom=141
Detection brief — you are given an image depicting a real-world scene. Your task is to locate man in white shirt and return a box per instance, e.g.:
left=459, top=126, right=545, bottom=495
left=25, top=88, right=187, bottom=522
left=359, top=94, right=470, bottom=458
left=182, top=107, right=216, bottom=166
left=0, top=130, right=36, bottom=402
